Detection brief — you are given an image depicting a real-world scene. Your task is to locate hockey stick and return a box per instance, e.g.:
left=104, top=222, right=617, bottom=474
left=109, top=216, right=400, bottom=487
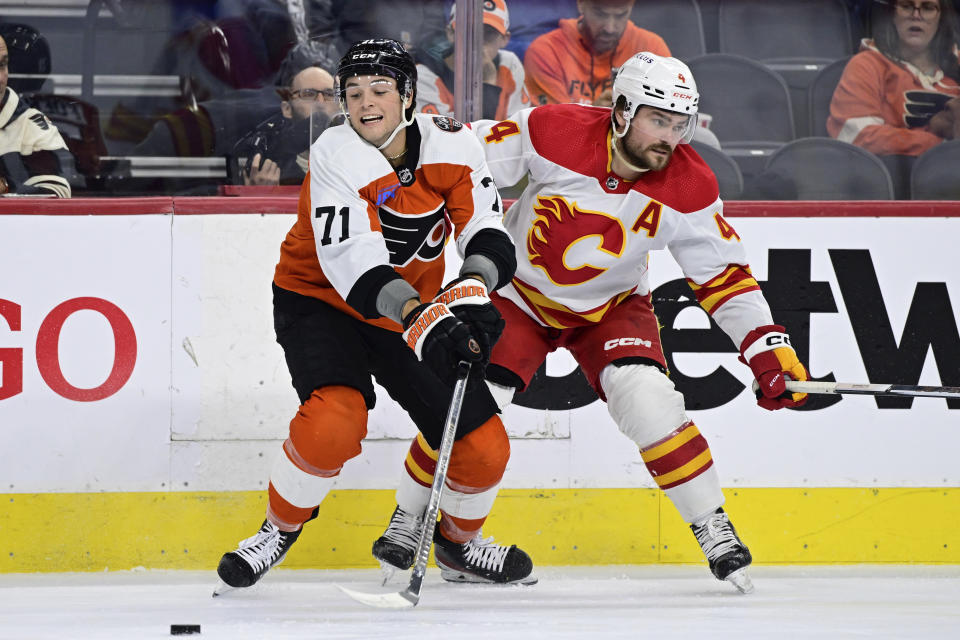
left=338, top=361, right=472, bottom=609
left=752, top=379, right=960, bottom=399
left=783, top=380, right=960, bottom=399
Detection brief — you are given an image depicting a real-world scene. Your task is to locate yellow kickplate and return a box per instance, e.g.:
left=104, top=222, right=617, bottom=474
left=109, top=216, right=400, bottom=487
left=1, top=488, right=957, bottom=572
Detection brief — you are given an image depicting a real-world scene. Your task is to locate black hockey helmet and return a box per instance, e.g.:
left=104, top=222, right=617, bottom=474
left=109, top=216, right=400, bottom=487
left=336, top=38, right=416, bottom=119
left=0, top=23, right=51, bottom=94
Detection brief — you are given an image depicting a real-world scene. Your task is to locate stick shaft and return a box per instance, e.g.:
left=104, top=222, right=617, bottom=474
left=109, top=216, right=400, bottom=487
left=403, top=362, right=471, bottom=604
left=785, top=380, right=960, bottom=399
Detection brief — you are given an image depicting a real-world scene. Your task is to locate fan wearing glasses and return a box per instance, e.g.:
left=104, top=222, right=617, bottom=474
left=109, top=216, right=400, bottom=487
left=233, top=44, right=342, bottom=186
left=828, top=0, right=960, bottom=156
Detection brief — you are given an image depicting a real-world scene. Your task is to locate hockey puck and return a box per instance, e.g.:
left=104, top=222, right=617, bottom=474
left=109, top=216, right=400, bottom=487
left=170, top=624, right=201, bottom=635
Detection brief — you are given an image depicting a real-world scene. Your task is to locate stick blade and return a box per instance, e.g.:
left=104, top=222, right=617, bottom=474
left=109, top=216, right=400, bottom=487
left=336, top=584, right=418, bottom=609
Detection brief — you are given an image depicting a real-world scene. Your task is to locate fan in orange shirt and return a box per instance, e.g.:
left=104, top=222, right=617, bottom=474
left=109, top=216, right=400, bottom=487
left=828, top=0, right=960, bottom=156
left=523, top=0, right=670, bottom=106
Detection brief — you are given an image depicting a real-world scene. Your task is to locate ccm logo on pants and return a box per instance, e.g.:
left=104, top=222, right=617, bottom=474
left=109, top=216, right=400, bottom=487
left=604, top=337, right=652, bottom=350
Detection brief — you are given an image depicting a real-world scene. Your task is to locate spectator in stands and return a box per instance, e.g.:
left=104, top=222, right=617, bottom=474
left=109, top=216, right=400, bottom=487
left=523, top=0, right=669, bottom=106
left=230, top=44, right=341, bottom=186
left=416, top=0, right=529, bottom=121
left=0, top=34, right=71, bottom=197
left=306, top=0, right=448, bottom=57
left=130, top=11, right=307, bottom=158
left=828, top=0, right=960, bottom=156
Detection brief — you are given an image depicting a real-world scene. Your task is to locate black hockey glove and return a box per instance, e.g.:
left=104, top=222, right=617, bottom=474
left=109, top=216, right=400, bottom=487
left=402, top=301, right=483, bottom=380
left=433, top=276, right=504, bottom=363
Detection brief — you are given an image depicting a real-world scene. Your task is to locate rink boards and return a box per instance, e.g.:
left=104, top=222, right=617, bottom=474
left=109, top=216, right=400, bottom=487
left=1, top=198, right=958, bottom=571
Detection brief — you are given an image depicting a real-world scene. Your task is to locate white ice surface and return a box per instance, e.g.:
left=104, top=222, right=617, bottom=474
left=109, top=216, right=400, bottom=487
left=0, top=566, right=957, bottom=640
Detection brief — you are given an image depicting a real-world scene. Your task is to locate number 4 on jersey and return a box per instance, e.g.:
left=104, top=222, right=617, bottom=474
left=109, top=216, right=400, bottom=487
left=714, top=212, right=741, bottom=241
left=484, top=120, right=520, bottom=144
left=315, top=206, right=350, bottom=245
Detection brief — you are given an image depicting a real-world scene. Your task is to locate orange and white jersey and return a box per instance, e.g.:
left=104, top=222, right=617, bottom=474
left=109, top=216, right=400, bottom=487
left=828, top=39, right=960, bottom=156
left=416, top=49, right=529, bottom=122
left=274, top=113, right=507, bottom=332
left=473, top=104, right=774, bottom=347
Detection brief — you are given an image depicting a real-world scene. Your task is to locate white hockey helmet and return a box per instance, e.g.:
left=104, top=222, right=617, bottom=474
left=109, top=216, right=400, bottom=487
left=612, top=52, right=699, bottom=143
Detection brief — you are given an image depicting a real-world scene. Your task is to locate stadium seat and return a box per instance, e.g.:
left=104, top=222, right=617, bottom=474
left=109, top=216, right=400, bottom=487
left=717, top=0, right=854, bottom=138
left=807, top=56, right=851, bottom=138
left=690, top=141, right=743, bottom=200
left=910, top=141, right=960, bottom=199
left=751, top=137, right=894, bottom=200
left=686, top=53, right=795, bottom=180
left=631, top=0, right=706, bottom=61
left=717, top=0, right=853, bottom=62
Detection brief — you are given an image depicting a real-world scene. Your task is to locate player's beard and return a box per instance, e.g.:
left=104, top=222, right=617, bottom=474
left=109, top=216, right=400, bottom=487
left=621, top=138, right=673, bottom=171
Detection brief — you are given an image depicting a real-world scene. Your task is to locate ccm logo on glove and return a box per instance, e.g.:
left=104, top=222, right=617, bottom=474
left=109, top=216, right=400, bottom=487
left=739, top=324, right=809, bottom=411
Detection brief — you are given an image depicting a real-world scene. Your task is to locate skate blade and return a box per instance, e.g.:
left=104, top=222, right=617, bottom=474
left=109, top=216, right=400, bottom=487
left=725, top=568, right=754, bottom=594
left=439, top=568, right=538, bottom=586
left=337, top=584, right=417, bottom=609
left=212, top=580, right=236, bottom=597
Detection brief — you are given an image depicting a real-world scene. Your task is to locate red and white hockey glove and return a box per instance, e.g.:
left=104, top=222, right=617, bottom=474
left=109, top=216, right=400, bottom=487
left=433, top=276, right=504, bottom=362
left=739, top=324, right=809, bottom=410
left=402, top=301, right=482, bottom=379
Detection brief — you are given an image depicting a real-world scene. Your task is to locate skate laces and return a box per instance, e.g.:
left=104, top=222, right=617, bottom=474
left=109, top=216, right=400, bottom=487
left=693, top=512, right=741, bottom=561
left=461, top=534, right=511, bottom=572
left=382, top=508, right=422, bottom=549
left=234, top=522, right=284, bottom=573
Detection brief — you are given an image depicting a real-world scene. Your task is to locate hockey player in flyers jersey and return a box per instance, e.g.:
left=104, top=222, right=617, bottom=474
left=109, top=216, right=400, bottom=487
left=215, top=38, right=535, bottom=592
left=373, top=52, right=811, bottom=593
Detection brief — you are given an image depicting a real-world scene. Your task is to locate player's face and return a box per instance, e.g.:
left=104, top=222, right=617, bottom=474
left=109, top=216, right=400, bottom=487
left=0, top=38, right=8, bottom=97
left=577, top=0, right=634, bottom=54
left=621, top=106, right=691, bottom=171
left=894, top=1, right=940, bottom=55
left=343, top=75, right=406, bottom=146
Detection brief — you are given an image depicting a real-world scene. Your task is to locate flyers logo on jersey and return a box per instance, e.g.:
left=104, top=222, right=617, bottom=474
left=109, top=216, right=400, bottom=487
left=527, top=196, right=626, bottom=286
left=379, top=203, right=447, bottom=267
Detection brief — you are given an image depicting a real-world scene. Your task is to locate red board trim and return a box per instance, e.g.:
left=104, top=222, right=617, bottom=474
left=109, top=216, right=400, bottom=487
left=1, top=198, right=959, bottom=217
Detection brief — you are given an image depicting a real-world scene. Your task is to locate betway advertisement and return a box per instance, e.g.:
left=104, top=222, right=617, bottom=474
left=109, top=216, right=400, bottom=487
left=1, top=205, right=957, bottom=493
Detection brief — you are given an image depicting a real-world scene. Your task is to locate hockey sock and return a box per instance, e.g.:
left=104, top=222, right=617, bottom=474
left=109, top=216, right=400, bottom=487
left=267, top=386, right=367, bottom=529
left=639, top=421, right=725, bottom=522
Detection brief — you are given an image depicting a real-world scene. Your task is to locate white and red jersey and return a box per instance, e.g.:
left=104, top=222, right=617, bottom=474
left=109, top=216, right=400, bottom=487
left=473, top=104, right=774, bottom=347
left=274, top=113, right=508, bottom=332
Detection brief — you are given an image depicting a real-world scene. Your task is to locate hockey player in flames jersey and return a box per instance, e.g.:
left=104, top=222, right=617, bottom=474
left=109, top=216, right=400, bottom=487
left=216, top=38, right=535, bottom=592
left=374, top=52, right=811, bottom=593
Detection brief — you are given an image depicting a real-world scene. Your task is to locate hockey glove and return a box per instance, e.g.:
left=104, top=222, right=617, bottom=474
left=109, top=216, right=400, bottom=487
left=433, top=276, right=504, bottom=362
left=402, top=301, right=483, bottom=380
left=739, top=324, right=809, bottom=410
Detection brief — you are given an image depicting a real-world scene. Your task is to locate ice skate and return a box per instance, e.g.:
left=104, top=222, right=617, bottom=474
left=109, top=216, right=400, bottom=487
left=690, top=508, right=754, bottom=593
left=214, top=519, right=301, bottom=594
left=372, top=506, right=423, bottom=582
left=433, top=529, right=537, bottom=585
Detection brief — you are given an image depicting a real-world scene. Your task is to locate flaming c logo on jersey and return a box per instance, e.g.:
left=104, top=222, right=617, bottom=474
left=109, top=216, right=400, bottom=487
left=527, top=196, right=625, bottom=286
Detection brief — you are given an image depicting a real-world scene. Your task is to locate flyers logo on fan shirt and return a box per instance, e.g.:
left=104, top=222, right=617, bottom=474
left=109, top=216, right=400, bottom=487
left=379, top=203, right=447, bottom=267
left=527, top=195, right=625, bottom=286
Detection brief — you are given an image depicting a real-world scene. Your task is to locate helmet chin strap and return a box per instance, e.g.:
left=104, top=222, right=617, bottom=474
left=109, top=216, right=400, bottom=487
left=377, top=97, right=416, bottom=151
left=610, top=114, right=649, bottom=174
left=377, top=109, right=414, bottom=151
